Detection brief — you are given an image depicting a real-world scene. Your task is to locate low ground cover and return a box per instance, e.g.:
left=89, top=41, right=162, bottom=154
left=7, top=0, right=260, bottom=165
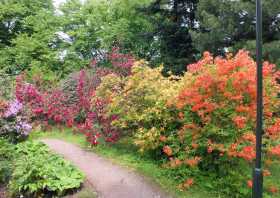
left=0, top=138, right=85, bottom=198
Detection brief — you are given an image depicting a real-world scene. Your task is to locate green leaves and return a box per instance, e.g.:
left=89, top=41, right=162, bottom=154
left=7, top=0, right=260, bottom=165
left=0, top=0, right=62, bottom=76
left=192, top=0, right=280, bottom=67
left=0, top=138, right=15, bottom=183
left=8, top=141, right=85, bottom=197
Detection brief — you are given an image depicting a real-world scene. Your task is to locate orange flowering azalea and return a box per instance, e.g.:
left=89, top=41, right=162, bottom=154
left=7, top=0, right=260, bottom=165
left=269, top=145, right=280, bottom=157
left=233, top=116, right=247, bottom=129
left=185, top=156, right=201, bottom=167
left=172, top=50, right=280, bottom=196
left=163, top=145, right=173, bottom=156
left=247, top=180, right=253, bottom=188
left=266, top=119, right=280, bottom=138
left=268, top=186, right=278, bottom=194
left=159, top=135, right=167, bottom=142
left=263, top=169, right=271, bottom=177
left=238, top=146, right=255, bottom=161
left=181, top=178, right=194, bottom=189
left=241, top=133, right=256, bottom=144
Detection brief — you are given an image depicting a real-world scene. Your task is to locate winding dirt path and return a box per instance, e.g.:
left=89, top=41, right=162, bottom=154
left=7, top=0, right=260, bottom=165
left=41, top=139, right=173, bottom=198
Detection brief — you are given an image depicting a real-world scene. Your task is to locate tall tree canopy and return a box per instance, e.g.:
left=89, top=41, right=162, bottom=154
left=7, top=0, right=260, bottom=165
left=0, top=0, right=279, bottom=77
left=0, top=0, right=54, bottom=47
left=0, top=0, right=62, bottom=76
left=59, top=0, right=155, bottom=70
left=143, top=0, right=199, bottom=74
left=191, top=0, right=280, bottom=67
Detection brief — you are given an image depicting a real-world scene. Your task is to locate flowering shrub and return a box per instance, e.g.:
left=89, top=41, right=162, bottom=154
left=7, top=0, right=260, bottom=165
left=91, top=47, right=134, bottom=77
left=16, top=72, right=104, bottom=144
left=107, top=60, right=183, bottom=152
left=4, top=99, right=22, bottom=118
left=162, top=51, right=280, bottom=197
left=107, top=47, right=135, bottom=76
left=74, top=48, right=134, bottom=145
left=0, top=99, right=7, bottom=117
left=16, top=76, right=72, bottom=127
left=60, top=69, right=95, bottom=107
left=0, top=99, right=32, bottom=143
left=90, top=74, right=124, bottom=143
left=15, top=48, right=134, bottom=146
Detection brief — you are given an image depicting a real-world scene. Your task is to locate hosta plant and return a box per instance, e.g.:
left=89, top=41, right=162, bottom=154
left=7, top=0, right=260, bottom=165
left=9, top=141, right=85, bottom=197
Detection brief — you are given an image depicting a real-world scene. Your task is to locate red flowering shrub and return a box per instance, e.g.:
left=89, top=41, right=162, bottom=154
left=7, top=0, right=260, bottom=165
left=79, top=49, right=135, bottom=144
left=91, top=47, right=134, bottom=77
left=108, top=47, right=135, bottom=76
left=16, top=48, right=134, bottom=146
left=78, top=48, right=134, bottom=145
left=16, top=72, right=100, bottom=143
left=91, top=94, right=120, bottom=143
left=162, top=51, right=280, bottom=197
left=73, top=67, right=123, bottom=145
left=16, top=75, right=77, bottom=127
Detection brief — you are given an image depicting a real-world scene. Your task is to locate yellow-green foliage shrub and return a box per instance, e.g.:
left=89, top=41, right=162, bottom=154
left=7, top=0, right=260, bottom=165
left=94, top=74, right=124, bottom=100
left=107, top=61, right=183, bottom=152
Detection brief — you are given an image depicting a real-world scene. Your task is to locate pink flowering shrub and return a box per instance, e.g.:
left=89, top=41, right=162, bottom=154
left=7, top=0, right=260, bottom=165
left=74, top=48, right=134, bottom=144
left=108, top=47, right=135, bottom=76
left=91, top=47, right=134, bottom=76
left=0, top=99, right=32, bottom=143
left=16, top=48, right=134, bottom=145
left=16, top=75, right=75, bottom=127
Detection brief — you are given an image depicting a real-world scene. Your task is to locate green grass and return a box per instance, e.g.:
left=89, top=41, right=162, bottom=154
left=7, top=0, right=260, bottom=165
left=30, top=128, right=218, bottom=198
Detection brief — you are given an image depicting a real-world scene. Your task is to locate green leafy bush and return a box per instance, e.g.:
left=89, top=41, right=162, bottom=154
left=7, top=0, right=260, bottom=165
left=9, top=141, right=85, bottom=197
left=0, top=138, right=15, bottom=183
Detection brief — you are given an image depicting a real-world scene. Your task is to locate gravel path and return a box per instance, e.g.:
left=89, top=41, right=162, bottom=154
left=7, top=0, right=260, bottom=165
left=41, top=139, right=173, bottom=198
left=0, top=185, right=6, bottom=198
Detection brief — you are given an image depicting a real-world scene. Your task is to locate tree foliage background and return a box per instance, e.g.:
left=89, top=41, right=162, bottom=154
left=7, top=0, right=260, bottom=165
left=0, top=0, right=279, bottom=78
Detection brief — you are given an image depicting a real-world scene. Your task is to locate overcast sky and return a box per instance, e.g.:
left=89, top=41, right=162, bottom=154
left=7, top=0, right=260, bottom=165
left=53, top=0, right=66, bottom=8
